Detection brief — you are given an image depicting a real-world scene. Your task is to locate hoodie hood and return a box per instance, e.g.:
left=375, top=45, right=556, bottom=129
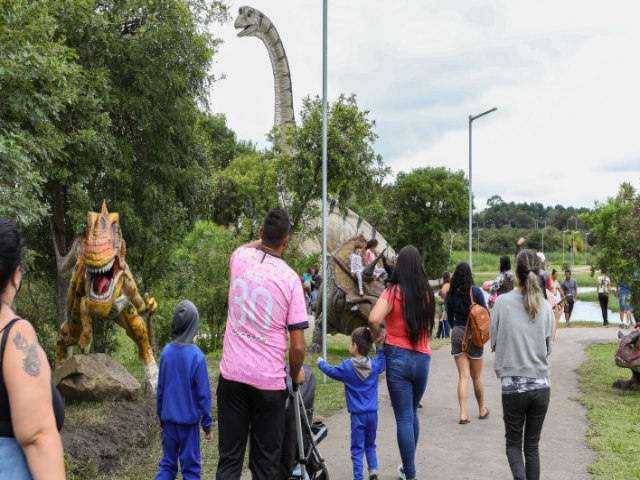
left=350, top=356, right=372, bottom=381
left=171, top=300, right=199, bottom=345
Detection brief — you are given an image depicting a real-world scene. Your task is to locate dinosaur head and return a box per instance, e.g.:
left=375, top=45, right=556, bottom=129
left=234, top=6, right=267, bottom=38
left=84, top=201, right=126, bottom=312
left=615, top=329, right=640, bottom=373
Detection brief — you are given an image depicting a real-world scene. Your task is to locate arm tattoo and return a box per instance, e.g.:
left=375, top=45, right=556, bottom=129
left=13, top=332, right=41, bottom=378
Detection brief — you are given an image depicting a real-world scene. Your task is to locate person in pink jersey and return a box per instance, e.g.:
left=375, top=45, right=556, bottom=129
left=216, top=208, right=307, bottom=480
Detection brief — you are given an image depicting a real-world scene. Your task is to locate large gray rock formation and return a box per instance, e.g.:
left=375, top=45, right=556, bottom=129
left=54, top=353, right=142, bottom=402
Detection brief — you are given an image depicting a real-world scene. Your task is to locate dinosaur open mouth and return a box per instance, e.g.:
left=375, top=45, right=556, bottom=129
left=616, top=355, right=629, bottom=367
left=235, top=24, right=256, bottom=37
left=88, top=258, right=119, bottom=300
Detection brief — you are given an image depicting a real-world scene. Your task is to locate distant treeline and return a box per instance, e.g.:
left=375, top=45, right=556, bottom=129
left=474, top=195, right=590, bottom=230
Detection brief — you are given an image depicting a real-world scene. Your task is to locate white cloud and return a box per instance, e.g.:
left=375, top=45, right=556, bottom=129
left=210, top=0, right=640, bottom=210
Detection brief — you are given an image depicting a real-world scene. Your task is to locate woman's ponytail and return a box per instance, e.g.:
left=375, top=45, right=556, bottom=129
left=516, top=250, right=543, bottom=320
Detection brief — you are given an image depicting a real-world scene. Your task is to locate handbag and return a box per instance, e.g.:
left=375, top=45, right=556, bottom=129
left=461, top=288, right=491, bottom=352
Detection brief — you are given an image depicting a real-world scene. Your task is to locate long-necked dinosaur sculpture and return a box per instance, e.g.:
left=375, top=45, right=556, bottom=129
left=233, top=5, right=396, bottom=257
left=234, top=5, right=295, bottom=139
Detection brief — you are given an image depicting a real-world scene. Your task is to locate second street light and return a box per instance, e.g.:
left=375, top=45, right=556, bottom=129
left=539, top=218, right=547, bottom=253
left=469, top=107, right=497, bottom=269
left=567, top=216, right=577, bottom=265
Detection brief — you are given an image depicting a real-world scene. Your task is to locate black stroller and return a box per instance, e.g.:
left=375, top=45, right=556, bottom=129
left=279, top=365, right=330, bottom=480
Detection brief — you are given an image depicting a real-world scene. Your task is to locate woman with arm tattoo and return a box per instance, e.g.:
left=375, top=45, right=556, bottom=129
left=0, top=219, right=65, bottom=479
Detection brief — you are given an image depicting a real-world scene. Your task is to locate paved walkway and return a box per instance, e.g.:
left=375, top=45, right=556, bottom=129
left=316, top=326, right=620, bottom=480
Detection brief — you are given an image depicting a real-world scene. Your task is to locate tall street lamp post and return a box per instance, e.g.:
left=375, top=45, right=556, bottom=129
left=562, top=230, right=570, bottom=264
left=468, top=107, right=497, bottom=269
left=568, top=216, right=577, bottom=265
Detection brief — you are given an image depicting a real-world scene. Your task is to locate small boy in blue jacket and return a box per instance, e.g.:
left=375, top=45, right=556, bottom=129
left=155, top=300, right=212, bottom=480
left=317, top=327, right=385, bottom=480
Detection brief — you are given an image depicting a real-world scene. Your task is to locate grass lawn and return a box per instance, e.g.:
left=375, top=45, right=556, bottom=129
left=577, top=342, right=640, bottom=479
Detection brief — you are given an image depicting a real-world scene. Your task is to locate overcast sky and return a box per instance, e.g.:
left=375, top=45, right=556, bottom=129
left=208, top=0, right=640, bottom=211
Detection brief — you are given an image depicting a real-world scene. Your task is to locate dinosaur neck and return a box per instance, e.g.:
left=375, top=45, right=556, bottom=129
left=255, top=21, right=295, bottom=132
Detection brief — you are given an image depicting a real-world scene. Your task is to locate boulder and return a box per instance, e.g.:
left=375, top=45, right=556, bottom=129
left=54, top=353, right=141, bottom=402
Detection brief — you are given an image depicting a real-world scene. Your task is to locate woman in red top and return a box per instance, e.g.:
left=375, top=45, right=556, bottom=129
left=369, top=245, right=435, bottom=480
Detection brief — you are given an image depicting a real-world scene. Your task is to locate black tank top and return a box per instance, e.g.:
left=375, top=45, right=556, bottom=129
left=0, top=318, right=65, bottom=437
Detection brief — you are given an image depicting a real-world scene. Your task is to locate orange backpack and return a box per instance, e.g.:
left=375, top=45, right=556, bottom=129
left=462, top=288, right=491, bottom=351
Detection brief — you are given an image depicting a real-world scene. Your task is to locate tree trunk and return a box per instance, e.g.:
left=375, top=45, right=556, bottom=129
left=50, top=184, right=79, bottom=327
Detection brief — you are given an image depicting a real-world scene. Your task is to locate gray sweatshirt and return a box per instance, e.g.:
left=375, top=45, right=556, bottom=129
left=490, top=289, right=554, bottom=379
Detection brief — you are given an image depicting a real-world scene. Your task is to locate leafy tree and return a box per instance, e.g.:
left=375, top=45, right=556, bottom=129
left=210, top=153, right=279, bottom=227
left=1, top=0, right=230, bottom=328
left=198, top=112, right=255, bottom=171
left=0, top=0, right=84, bottom=224
left=155, top=221, right=242, bottom=353
left=273, top=94, right=390, bottom=230
left=344, top=183, right=394, bottom=236
left=486, top=195, right=503, bottom=207
left=582, top=182, right=640, bottom=310
left=389, top=167, right=468, bottom=275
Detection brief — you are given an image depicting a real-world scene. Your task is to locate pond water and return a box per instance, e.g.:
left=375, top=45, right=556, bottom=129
left=564, top=287, right=620, bottom=324
left=483, top=287, right=623, bottom=324
left=570, top=300, right=618, bottom=324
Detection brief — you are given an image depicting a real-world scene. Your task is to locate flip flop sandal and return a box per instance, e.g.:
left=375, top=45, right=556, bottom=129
left=459, top=418, right=471, bottom=424
left=479, top=407, right=490, bottom=420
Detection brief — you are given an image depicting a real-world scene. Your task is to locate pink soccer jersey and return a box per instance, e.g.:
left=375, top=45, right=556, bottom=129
left=219, top=247, right=309, bottom=390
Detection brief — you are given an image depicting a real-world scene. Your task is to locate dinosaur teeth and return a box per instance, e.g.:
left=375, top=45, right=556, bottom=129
left=87, top=258, right=115, bottom=274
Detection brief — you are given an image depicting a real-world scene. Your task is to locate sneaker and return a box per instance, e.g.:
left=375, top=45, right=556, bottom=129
left=398, top=464, right=406, bottom=480
left=369, top=474, right=378, bottom=480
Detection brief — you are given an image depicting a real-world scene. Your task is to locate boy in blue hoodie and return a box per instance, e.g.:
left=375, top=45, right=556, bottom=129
left=317, top=327, right=385, bottom=480
left=155, top=300, right=212, bottom=480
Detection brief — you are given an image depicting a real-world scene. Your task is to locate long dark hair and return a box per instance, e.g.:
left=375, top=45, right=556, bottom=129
left=0, top=219, right=22, bottom=295
left=499, top=255, right=511, bottom=273
left=447, top=262, right=474, bottom=317
left=387, top=245, right=435, bottom=345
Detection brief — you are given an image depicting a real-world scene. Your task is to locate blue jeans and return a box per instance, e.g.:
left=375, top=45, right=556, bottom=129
left=0, top=437, right=32, bottom=479
left=384, top=345, right=430, bottom=480
left=436, top=319, right=450, bottom=339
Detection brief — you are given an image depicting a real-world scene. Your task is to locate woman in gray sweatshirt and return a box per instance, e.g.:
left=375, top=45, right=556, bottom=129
left=490, top=250, right=555, bottom=480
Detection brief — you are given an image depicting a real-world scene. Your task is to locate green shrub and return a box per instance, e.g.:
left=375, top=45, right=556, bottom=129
left=155, top=221, right=243, bottom=354
left=16, top=269, right=64, bottom=366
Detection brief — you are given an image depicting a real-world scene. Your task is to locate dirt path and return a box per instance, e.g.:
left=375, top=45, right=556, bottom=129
left=316, top=326, right=619, bottom=480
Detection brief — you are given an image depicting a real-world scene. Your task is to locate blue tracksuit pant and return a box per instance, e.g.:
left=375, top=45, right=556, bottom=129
left=351, top=411, right=378, bottom=480
left=155, top=422, right=201, bottom=480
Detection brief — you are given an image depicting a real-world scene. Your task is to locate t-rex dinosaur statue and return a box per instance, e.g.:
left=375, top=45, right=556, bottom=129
left=612, top=329, right=640, bottom=390
left=56, top=202, right=159, bottom=392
